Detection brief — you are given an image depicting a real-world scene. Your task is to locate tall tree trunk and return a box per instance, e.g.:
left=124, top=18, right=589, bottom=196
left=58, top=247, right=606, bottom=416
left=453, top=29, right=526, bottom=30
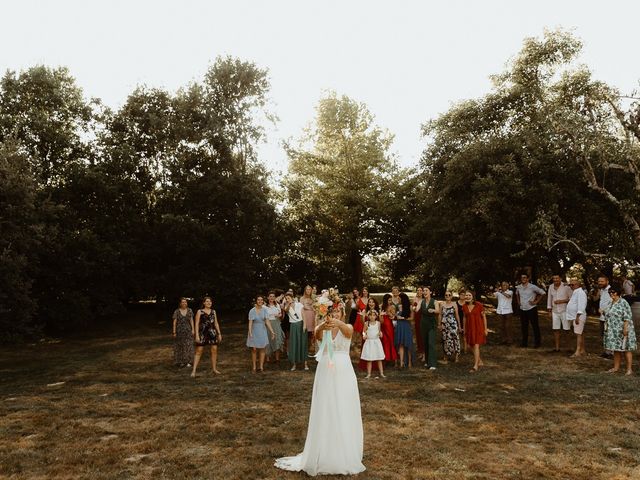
left=350, top=249, right=363, bottom=288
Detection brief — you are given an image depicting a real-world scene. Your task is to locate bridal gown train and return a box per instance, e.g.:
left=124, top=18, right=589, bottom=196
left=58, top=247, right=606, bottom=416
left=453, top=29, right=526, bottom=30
left=275, top=329, right=366, bottom=476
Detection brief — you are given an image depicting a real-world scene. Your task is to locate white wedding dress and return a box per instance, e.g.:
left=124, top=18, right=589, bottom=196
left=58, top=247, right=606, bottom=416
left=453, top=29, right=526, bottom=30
left=275, top=329, right=366, bottom=476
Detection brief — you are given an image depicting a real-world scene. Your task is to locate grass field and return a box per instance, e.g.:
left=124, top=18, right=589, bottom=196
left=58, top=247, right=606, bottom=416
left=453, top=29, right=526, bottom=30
left=1, top=306, right=639, bottom=480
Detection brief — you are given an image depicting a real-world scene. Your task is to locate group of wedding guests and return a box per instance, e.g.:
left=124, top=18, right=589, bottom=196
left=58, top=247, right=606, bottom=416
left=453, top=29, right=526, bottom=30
left=171, top=272, right=637, bottom=377
left=241, top=284, right=490, bottom=375
left=493, top=272, right=637, bottom=374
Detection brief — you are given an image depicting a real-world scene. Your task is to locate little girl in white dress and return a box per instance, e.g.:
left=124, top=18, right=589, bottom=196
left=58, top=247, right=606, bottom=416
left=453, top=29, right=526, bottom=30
left=361, top=311, right=386, bottom=378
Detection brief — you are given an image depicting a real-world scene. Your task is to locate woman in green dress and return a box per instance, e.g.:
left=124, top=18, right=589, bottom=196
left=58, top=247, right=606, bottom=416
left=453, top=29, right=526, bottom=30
left=603, top=283, right=636, bottom=375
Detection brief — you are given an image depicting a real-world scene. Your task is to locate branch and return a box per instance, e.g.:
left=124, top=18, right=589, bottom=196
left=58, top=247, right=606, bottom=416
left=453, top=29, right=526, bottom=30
left=606, top=96, right=640, bottom=142
left=548, top=238, right=608, bottom=258
left=547, top=238, right=634, bottom=265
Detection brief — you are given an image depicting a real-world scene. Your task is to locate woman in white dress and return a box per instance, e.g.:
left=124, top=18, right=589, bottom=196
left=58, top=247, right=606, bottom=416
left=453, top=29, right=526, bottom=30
left=275, top=307, right=366, bottom=476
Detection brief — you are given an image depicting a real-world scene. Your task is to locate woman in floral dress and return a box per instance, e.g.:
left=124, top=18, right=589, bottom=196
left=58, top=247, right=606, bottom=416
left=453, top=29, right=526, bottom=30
left=603, top=283, right=636, bottom=375
left=438, top=291, right=461, bottom=363
left=172, top=298, right=194, bottom=367
left=191, top=296, right=223, bottom=378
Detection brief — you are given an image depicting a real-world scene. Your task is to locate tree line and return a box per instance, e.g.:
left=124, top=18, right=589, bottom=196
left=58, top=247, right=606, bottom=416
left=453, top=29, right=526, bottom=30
left=1, top=29, right=638, bottom=340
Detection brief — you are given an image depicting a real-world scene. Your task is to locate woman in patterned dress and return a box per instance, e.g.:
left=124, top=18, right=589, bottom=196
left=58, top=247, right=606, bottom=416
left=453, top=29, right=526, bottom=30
left=603, top=283, right=636, bottom=375
left=172, top=298, right=194, bottom=367
left=191, top=296, right=223, bottom=378
left=265, top=292, right=285, bottom=362
left=438, top=291, right=461, bottom=363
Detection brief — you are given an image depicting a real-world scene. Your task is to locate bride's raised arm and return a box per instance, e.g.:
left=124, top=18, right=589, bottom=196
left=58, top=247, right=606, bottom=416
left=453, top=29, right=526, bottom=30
left=335, top=319, right=353, bottom=339
left=314, top=319, right=330, bottom=341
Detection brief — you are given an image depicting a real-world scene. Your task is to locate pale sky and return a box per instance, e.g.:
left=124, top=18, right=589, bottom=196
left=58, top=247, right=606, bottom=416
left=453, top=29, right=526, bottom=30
left=3, top=0, right=638, bottom=174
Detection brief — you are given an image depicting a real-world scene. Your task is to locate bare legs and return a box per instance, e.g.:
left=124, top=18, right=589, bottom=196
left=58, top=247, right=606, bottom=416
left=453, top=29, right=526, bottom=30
left=393, top=342, right=414, bottom=368
left=251, top=347, right=266, bottom=372
left=191, top=346, right=204, bottom=377
left=210, top=345, right=220, bottom=374
left=365, top=360, right=385, bottom=378
left=469, top=344, right=483, bottom=372
left=608, top=352, right=634, bottom=375
left=307, top=332, right=315, bottom=356
left=290, top=360, right=309, bottom=371
left=191, top=345, right=220, bottom=377
left=571, top=334, right=586, bottom=357
left=625, top=352, right=633, bottom=375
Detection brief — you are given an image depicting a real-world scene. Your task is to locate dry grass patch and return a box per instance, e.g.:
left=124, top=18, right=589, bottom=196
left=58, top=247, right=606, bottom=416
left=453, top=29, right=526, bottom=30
left=1, top=309, right=639, bottom=479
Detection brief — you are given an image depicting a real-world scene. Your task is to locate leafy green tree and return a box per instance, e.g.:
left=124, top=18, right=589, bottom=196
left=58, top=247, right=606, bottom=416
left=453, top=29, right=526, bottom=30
left=0, top=66, right=97, bottom=185
left=406, top=29, right=639, bottom=289
left=283, top=92, right=402, bottom=288
left=97, top=57, right=281, bottom=306
left=0, top=142, right=41, bottom=339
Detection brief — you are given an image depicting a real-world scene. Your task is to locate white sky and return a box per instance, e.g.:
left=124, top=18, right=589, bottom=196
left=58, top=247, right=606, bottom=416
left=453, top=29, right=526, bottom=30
left=3, top=0, right=638, bottom=175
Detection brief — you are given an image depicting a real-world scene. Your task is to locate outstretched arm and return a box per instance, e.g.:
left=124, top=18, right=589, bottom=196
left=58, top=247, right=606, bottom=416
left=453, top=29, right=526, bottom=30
left=194, top=311, right=202, bottom=343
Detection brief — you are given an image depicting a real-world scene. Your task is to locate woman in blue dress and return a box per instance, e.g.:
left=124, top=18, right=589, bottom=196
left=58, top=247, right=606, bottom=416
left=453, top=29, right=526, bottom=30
left=393, top=302, right=414, bottom=368
left=247, top=295, right=276, bottom=373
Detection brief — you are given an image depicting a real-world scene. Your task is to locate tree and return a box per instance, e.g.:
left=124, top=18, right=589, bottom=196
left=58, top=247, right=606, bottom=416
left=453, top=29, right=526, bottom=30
left=97, top=57, right=281, bottom=306
left=0, top=66, right=97, bottom=185
left=405, top=29, right=639, bottom=289
left=283, top=92, right=402, bottom=288
left=0, top=142, right=41, bottom=339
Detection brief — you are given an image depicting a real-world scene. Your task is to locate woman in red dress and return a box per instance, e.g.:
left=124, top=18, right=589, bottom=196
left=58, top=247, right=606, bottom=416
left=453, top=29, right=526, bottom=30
left=413, top=286, right=424, bottom=361
left=462, top=291, right=488, bottom=373
left=379, top=301, right=398, bottom=363
left=353, top=287, right=369, bottom=335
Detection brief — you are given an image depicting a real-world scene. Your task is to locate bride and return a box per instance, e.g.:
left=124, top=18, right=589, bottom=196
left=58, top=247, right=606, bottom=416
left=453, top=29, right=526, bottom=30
left=275, top=306, right=366, bottom=476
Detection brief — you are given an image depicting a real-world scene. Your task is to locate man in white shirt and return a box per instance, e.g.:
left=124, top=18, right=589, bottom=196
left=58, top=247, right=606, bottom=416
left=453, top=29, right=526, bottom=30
left=546, top=274, right=572, bottom=352
left=494, top=281, right=514, bottom=344
left=596, top=275, right=612, bottom=358
left=516, top=273, right=546, bottom=348
left=566, top=278, right=588, bottom=357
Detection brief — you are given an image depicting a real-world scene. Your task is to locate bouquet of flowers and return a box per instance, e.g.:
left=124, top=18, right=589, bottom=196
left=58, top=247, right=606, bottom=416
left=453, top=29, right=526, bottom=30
left=314, top=289, right=334, bottom=321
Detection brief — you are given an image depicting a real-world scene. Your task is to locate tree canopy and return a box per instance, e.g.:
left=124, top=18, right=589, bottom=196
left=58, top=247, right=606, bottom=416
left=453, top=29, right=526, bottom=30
left=282, top=92, right=405, bottom=288
left=1, top=30, right=639, bottom=341
left=403, top=29, right=640, bottom=289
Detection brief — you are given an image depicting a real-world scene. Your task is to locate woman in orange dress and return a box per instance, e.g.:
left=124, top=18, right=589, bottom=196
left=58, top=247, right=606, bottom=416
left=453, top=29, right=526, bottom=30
left=462, top=291, right=488, bottom=373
